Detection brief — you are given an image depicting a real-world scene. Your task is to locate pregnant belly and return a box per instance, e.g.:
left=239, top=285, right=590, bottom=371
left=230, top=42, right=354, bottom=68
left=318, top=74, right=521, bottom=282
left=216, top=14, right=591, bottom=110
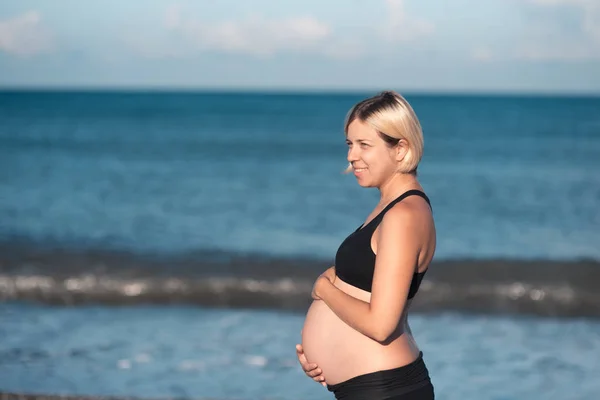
left=301, top=299, right=377, bottom=384
left=301, top=280, right=419, bottom=385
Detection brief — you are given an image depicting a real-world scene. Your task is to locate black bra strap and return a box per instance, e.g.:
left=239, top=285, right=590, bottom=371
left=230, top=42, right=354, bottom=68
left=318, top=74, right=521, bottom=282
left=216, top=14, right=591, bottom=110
left=356, top=190, right=432, bottom=232
left=381, top=189, right=431, bottom=215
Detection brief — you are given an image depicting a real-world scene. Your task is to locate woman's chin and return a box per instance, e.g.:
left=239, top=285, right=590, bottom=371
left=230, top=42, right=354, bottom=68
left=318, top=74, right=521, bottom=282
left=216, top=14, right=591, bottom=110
left=355, top=178, right=373, bottom=188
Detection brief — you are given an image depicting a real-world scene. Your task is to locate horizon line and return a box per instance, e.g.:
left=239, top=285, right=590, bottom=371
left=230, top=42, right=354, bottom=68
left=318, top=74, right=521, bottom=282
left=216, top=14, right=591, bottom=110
left=1, top=85, right=600, bottom=98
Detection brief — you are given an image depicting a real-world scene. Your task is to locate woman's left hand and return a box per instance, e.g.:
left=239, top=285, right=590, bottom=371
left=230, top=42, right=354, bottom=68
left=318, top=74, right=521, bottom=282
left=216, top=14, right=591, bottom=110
left=311, top=266, right=336, bottom=300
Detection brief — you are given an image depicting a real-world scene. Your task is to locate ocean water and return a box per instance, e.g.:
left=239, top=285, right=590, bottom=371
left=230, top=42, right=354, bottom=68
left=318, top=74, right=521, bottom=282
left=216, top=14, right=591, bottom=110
left=1, top=91, right=599, bottom=260
left=1, top=90, right=600, bottom=399
left=1, top=303, right=600, bottom=400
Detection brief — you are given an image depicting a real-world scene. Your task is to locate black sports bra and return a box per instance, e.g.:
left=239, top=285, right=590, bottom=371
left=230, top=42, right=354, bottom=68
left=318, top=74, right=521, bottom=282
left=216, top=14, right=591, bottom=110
left=334, top=189, right=431, bottom=299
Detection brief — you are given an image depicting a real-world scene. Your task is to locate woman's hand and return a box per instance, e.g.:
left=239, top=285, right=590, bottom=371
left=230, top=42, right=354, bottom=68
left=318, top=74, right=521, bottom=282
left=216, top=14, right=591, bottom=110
left=296, top=343, right=327, bottom=387
left=311, top=266, right=336, bottom=300
left=322, top=266, right=336, bottom=283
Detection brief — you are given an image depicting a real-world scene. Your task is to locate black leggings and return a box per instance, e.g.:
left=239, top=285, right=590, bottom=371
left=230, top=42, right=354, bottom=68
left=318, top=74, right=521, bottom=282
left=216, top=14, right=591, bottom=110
left=326, top=352, right=434, bottom=400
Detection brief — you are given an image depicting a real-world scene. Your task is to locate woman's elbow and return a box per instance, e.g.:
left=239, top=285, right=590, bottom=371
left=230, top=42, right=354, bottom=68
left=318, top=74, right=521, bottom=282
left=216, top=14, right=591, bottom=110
left=371, top=324, right=396, bottom=343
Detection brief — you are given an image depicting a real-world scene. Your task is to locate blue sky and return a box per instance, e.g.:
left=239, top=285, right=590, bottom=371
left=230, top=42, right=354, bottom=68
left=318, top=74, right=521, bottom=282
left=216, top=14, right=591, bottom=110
left=0, top=0, right=599, bottom=93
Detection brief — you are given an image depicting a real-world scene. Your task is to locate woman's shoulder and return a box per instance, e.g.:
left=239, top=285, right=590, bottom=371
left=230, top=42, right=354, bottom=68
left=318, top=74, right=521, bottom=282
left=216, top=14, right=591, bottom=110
left=378, top=196, right=432, bottom=234
left=388, top=193, right=431, bottom=217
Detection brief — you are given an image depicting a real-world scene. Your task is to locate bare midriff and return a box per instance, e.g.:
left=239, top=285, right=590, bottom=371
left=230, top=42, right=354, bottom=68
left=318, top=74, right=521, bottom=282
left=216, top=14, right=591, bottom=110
left=301, top=277, right=422, bottom=385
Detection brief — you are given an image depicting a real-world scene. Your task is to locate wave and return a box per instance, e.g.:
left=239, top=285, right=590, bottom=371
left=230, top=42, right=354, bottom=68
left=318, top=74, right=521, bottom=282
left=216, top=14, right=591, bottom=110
left=1, top=242, right=599, bottom=318
left=0, top=393, right=216, bottom=400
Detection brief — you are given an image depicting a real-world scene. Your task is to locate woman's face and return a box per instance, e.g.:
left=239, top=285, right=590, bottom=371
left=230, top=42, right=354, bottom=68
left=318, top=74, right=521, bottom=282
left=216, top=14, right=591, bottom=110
left=346, top=119, right=400, bottom=188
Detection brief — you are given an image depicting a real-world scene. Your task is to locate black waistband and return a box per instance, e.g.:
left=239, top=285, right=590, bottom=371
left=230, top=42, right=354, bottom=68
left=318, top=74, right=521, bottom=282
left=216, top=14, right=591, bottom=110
left=327, top=352, right=432, bottom=400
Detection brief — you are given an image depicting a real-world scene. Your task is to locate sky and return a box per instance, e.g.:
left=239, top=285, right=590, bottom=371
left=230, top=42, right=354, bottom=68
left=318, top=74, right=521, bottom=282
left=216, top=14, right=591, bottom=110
left=0, top=0, right=599, bottom=93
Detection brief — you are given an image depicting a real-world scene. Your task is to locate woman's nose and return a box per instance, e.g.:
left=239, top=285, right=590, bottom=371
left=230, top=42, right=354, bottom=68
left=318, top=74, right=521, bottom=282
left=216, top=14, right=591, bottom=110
left=347, top=146, right=359, bottom=162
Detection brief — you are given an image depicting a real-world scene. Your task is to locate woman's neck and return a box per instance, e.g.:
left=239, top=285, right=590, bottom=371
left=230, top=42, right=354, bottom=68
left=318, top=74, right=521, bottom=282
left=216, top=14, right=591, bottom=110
left=378, top=173, right=421, bottom=206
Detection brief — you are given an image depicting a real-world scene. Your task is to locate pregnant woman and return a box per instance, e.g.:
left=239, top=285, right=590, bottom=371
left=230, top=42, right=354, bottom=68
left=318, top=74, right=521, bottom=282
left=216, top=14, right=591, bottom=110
left=297, top=91, right=436, bottom=400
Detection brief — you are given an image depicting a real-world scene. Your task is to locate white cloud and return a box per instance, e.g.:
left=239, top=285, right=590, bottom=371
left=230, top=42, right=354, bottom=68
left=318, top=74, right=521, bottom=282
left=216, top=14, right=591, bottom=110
left=0, top=11, right=53, bottom=56
left=520, top=0, right=600, bottom=60
left=578, top=2, right=600, bottom=43
left=127, top=1, right=432, bottom=61
left=382, top=0, right=435, bottom=42
left=472, top=47, right=494, bottom=62
left=164, top=3, right=182, bottom=30
left=132, top=4, right=332, bottom=58
left=515, top=46, right=595, bottom=61
left=532, top=0, right=600, bottom=41
left=530, top=0, right=577, bottom=4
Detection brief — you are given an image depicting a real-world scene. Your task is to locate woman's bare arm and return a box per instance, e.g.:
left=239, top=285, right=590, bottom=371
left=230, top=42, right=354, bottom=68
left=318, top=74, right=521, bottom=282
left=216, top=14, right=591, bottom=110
left=315, top=203, right=422, bottom=342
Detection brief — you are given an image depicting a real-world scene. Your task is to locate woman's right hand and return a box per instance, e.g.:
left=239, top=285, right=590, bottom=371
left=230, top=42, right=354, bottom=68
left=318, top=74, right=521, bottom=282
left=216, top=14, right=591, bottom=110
left=295, top=343, right=326, bottom=387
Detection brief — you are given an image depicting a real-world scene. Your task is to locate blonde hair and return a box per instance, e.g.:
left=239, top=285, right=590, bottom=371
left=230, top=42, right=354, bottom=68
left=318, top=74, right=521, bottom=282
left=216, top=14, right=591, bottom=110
left=344, top=91, right=423, bottom=174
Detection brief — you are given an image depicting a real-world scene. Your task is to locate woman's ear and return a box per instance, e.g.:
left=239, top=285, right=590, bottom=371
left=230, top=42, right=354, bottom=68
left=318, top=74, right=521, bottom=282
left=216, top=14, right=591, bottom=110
left=395, top=139, right=408, bottom=162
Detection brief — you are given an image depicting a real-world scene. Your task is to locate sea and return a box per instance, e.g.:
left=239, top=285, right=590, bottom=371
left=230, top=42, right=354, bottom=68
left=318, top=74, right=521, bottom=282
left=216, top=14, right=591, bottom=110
left=1, top=90, right=599, bottom=400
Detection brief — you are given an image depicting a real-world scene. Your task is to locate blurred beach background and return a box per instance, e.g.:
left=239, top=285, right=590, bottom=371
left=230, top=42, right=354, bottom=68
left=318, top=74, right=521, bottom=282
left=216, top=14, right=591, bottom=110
left=1, top=1, right=599, bottom=400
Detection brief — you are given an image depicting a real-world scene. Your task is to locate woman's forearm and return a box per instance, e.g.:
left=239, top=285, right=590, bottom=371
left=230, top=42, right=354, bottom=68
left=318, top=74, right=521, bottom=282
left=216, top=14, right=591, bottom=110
left=317, top=278, right=389, bottom=342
